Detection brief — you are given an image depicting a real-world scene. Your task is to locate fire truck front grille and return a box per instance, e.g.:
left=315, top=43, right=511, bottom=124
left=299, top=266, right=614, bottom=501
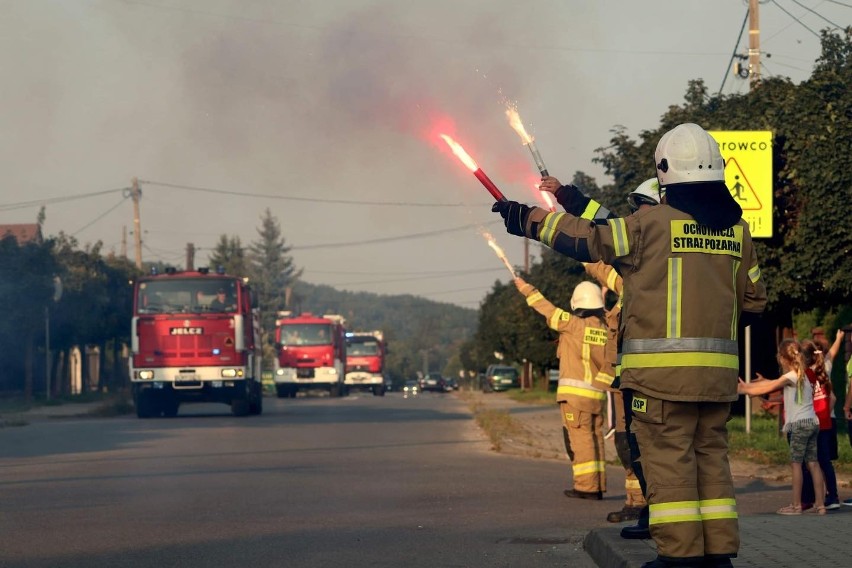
left=349, top=365, right=369, bottom=372
left=160, top=334, right=215, bottom=357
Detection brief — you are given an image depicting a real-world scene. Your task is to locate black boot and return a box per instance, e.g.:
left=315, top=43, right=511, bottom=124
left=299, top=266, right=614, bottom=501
left=607, top=505, right=643, bottom=522
left=620, top=504, right=650, bottom=539
left=563, top=489, right=603, bottom=500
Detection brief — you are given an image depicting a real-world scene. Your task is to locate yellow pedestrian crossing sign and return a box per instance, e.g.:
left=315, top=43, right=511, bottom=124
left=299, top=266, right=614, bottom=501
left=708, top=131, right=773, bottom=238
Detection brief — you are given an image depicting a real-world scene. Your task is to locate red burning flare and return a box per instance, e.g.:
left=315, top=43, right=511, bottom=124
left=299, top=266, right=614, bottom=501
left=439, top=134, right=506, bottom=202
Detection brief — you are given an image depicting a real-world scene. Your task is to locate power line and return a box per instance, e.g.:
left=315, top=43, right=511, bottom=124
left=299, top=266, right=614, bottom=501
left=787, top=0, right=845, bottom=27
left=0, top=187, right=127, bottom=212
left=324, top=268, right=504, bottom=287
left=71, top=196, right=129, bottom=237
left=290, top=220, right=503, bottom=250
left=308, top=266, right=501, bottom=276
left=719, top=8, right=751, bottom=96
left=118, top=1, right=729, bottom=58
left=770, top=0, right=822, bottom=38
left=824, top=0, right=852, bottom=7
left=139, top=179, right=488, bottom=208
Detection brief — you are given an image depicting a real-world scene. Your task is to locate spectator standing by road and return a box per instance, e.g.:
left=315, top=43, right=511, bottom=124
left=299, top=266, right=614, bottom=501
left=800, top=339, right=840, bottom=510
left=513, top=276, right=612, bottom=500
left=492, top=123, right=767, bottom=567
left=738, top=338, right=826, bottom=516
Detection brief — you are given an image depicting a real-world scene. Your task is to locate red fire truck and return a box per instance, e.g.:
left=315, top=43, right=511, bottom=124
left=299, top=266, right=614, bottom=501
left=344, top=331, right=387, bottom=396
left=130, top=267, right=263, bottom=418
left=273, top=312, right=347, bottom=398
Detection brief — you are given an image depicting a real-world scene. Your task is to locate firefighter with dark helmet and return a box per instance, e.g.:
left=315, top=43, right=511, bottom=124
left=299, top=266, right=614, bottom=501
left=513, top=276, right=612, bottom=500
left=493, top=122, right=767, bottom=567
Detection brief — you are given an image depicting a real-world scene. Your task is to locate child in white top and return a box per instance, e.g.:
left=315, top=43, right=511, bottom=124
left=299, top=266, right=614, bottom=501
left=738, top=338, right=825, bottom=515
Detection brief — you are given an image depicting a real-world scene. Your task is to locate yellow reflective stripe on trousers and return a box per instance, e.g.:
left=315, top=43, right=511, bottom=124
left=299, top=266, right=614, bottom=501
left=621, top=352, right=739, bottom=369
left=649, top=500, right=702, bottom=525
left=666, top=257, right=682, bottom=339
left=540, top=212, right=565, bottom=248
left=748, top=263, right=761, bottom=283
left=699, top=498, right=738, bottom=521
left=580, top=200, right=602, bottom=220
left=607, top=218, right=629, bottom=257
left=549, top=309, right=566, bottom=330
left=730, top=260, right=741, bottom=340
left=573, top=460, right=606, bottom=476
left=625, top=478, right=642, bottom=490
left=526, top=291, right=544, bottom=306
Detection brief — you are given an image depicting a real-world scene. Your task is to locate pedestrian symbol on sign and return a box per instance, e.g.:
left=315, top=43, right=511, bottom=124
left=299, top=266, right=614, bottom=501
left=724, top=157, right=762, bottom=211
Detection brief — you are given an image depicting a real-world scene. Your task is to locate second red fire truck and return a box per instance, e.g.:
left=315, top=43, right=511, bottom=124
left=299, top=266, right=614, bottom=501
left=273, top=312, right=347, bottom=398
left=344, top=331, right=387, bottom=396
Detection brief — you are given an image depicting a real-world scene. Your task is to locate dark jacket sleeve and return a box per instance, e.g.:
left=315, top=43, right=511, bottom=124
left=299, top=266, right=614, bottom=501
left=554, top=185, right=614, bottom=220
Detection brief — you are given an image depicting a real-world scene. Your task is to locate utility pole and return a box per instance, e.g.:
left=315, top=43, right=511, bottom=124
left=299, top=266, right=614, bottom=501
left=185, top=242, right=195, bottom=271
left=121, top=225, right=127, bottom=259
left=131, top=177, right=143, bottom=269
left=748, top=0, right=761, bottom=87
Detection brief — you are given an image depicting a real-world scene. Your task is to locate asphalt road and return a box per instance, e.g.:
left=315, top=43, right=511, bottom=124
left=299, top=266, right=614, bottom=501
left=0, top=391, right=604, bottom=568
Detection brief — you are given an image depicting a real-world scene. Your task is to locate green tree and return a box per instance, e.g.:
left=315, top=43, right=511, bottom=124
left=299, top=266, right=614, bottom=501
left=208, top=235, right=249, bottom=277
left=248, top=209, right=302, bottom=365
left=0, top=234, right=59, bottom=398
left=49, top=234, right=137, bottom=394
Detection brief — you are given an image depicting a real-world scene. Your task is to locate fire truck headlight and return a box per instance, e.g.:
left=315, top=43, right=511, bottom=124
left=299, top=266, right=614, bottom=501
left=221, top=369, right=238, bottom=378
left=329, top=368, right=337, bottom=375
left=276, top=369, right=284, bottom=376
left=138, top=370, right=154, bottom=380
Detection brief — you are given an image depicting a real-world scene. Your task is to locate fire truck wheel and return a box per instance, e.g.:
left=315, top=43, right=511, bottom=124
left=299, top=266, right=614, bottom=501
left=249, top=386, right=263, bottom=415
left=135, top=392, right=157, bottom=419
left=231, top=398, right=251, bottom=417
left=372, top=386, right=385, bottom=397
left=275, top=385, right=287, bottom=398
left=329, top=384, right=341, bottom=398
left=162, top=400, right=179, bottom=418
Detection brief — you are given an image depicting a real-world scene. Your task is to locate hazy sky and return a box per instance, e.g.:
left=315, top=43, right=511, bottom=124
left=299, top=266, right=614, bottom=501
left=1, top=0, right=847, bottom=308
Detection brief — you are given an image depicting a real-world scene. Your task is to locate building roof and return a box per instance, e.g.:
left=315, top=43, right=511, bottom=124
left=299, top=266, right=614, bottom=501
left=0, top=223, right=43, bottom=244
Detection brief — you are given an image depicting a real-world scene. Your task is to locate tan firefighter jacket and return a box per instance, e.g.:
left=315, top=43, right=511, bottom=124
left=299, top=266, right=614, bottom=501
left=522, top=203, right=767, bottom=403
left=517, top=281, right=612, bottom=413
left=583, top=261, right=623, bottom=382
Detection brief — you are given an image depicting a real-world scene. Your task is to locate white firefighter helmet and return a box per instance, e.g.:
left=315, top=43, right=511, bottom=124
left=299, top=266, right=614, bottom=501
left=570, top=281, right=604, bottom=311
left=627, top=177, right=663, bottom=210
left=654, top=123, right=725, bottom=187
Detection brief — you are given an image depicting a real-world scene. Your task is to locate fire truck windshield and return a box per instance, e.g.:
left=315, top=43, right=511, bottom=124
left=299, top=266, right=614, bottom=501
left=280, top=323, right=333, bottom=346
left=346, top=340, right=379, bottom=356
left=137, top=279, right=238, bottom=314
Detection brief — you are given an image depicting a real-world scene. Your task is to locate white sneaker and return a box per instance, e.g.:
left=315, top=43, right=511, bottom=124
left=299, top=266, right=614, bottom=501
left=842, top=498, right=852, bottom=507
left=826, top=501, right=841, bottom=510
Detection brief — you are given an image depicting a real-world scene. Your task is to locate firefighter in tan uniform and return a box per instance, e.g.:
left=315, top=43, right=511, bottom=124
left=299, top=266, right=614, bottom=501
left=539, top=177, right=662, bottom=524
left=514, top=277, right=612, bottom=499
left=583, top=260, right=646, bottom=519
left=494, top=123, right=767, bottom=568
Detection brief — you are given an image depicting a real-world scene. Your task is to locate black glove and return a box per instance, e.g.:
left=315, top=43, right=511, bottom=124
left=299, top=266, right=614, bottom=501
left=491, top=200, right=531, bottom=237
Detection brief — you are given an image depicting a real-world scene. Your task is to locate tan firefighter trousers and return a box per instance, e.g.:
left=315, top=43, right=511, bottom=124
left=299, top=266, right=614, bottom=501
left=560, top=399, right=606, bottom=494
left=631, top=394, right=738, bottom=561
